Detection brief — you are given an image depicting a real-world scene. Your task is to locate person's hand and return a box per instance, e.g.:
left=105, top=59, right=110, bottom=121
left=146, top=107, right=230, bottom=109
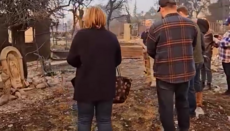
left=143, top=48, right=147, bottom=53
left=143, top=46, right=147, bottom=52
left=218, top=35, right=222, bottom=40
left=203, top=55, right=210, bottom=61
left=214, top=43, right=219, bottom=48
left=213, top=37, right=220, bottom=44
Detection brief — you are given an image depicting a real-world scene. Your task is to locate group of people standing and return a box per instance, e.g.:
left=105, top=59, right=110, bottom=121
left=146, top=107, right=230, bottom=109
left=141, top=0, right=230, bottom=130
left=67, top=0, right=230, bottom=130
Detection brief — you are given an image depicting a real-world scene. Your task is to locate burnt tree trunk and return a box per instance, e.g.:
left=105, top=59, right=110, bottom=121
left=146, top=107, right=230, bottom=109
left=0, top=17, right=10, bottom=51
left=11, top=28, right=28, bottom=78
left=11, top=28, right=26, bottom=57
left=34, top=19, right=51, bottom=60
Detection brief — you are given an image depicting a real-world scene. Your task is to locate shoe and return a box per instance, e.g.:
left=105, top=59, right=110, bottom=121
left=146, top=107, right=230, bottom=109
left=207, top=83, right=212, bottom=90
left=202, top=81, right=205, bottom=88
left=190, top=113, right=196, bottom=118
left=196, top=92, right=203, bottom=107
left=150, top=81, right=156, bottom=87
left=223, top=90, right=230, bottom=95
left=178, top=129, right=189, bottom=131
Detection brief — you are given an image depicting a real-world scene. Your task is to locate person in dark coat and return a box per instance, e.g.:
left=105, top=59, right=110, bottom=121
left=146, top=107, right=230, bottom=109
left=195, top=18, right=209, bottom=107
left=141, top=29, right=149, bottom=45
left=67, top=6, right=122, bottom=131
left=201, top=29, right=218, bottom=89
left=200, top=19, right=218, bottom=90
left=177, top=6, right=204, bottom=117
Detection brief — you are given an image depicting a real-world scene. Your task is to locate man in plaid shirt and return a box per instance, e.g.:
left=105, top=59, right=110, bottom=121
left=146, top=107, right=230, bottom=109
left=147, top=0, right=197, bottom=130
left=218, top=17, right=230, bottom=95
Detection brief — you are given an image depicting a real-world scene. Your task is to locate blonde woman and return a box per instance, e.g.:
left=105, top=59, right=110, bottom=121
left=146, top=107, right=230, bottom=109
left=67, top=6, right=122, bottom=131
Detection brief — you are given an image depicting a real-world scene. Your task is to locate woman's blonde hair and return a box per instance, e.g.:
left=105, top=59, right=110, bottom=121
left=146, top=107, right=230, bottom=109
left=84, top=6, right=106, bottom=29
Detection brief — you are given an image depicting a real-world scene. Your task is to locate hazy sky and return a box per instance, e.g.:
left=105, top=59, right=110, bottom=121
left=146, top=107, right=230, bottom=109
left=92, top=0, right=157, bottom=12
left=129, top=0, right=157, bottom=12
left=93, top=0, right=157, bottom=13
left=64, top=0, right=157, bottom=21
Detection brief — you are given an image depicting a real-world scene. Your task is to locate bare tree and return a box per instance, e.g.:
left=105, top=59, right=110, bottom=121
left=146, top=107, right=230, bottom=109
left=69, top=0, right=93, bottom=36
left=133, top=0, right=137, bottom=18
left=104, top=0, right=127, bottom=30
left=177, top=0, right=211, bottom=18
left=0, top=0, right=72, bottom=28
left=124, top=4, right=131, bottom=23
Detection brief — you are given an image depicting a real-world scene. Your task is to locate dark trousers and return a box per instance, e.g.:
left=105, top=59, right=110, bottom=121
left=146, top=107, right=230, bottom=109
left=188, top=77, right=196, bottom=116
left=194, top=63, right=203, bottom=92
left=201, top=58, right=212, bottom=84
left=222, top=62, right=230, bottom=91
left=156, top=79, right=190, bottom=131
left=187, top=63, right=202, bottom=115
left=77, top=100, right=113, bottom=131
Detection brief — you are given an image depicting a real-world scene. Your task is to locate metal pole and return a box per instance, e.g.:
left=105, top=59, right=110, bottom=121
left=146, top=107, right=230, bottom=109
left=222, top=0, right=226, bottom=32
left=223, top=0, right=225, bottom=20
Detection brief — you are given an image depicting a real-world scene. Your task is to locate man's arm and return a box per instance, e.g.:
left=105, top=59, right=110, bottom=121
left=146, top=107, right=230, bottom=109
left=141, top=32, right=144, bottom=40
left=200, top=33, right=205, bottom=54
left=193, top=25, right=199, bottom=48
left=146, top=25, right=158, bottom=59
left=141, top=32, right=146, bottom=44
left=213, top=37, right=220, bottom=48
left=219, top=31, right=230, bottom=48
left=138, top=40, right=147, bottom=50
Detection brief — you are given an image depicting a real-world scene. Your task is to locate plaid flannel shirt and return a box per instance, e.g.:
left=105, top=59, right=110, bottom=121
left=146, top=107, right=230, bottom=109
left=147, top=13, right=197, bottom=84
left=219, top=30, right=230, bottom=63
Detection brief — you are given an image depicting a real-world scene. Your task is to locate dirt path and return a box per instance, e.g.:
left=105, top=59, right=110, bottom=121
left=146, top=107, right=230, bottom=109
left=0, top=59, right=230, bottom=131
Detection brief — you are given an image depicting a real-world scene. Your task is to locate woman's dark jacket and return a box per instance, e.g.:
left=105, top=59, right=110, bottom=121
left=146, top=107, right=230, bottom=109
left=67, top=27, right=122, bottom=102
left=204, top=32, right=216, bottom=57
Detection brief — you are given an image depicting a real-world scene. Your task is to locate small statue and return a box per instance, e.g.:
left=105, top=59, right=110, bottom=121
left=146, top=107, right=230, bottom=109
left=0, top=47, right=27, bottom=106
left=0, top=69, right=15, bottom=106
left=7, top=54, right=23, bottom=89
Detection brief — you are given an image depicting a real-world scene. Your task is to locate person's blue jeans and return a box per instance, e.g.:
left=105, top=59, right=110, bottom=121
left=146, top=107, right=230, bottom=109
left=77, top=100, right=113, bottom=131
left=201, top=57, right=212, bottom=84
left=194, top=63, right=203, bottom=92
left=187, top=63, right=203, bottom=116
left=72, top=103, right=78, bottom=111
left=187, top=77, right=196, bottom=116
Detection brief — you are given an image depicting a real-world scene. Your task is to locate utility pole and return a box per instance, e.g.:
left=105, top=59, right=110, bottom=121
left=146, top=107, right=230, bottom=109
left=222, top=0, right=225, bottom=21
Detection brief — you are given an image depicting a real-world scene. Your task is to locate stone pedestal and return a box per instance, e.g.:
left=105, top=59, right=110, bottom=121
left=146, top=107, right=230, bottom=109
left=124, top=23, right=131, bottom=41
